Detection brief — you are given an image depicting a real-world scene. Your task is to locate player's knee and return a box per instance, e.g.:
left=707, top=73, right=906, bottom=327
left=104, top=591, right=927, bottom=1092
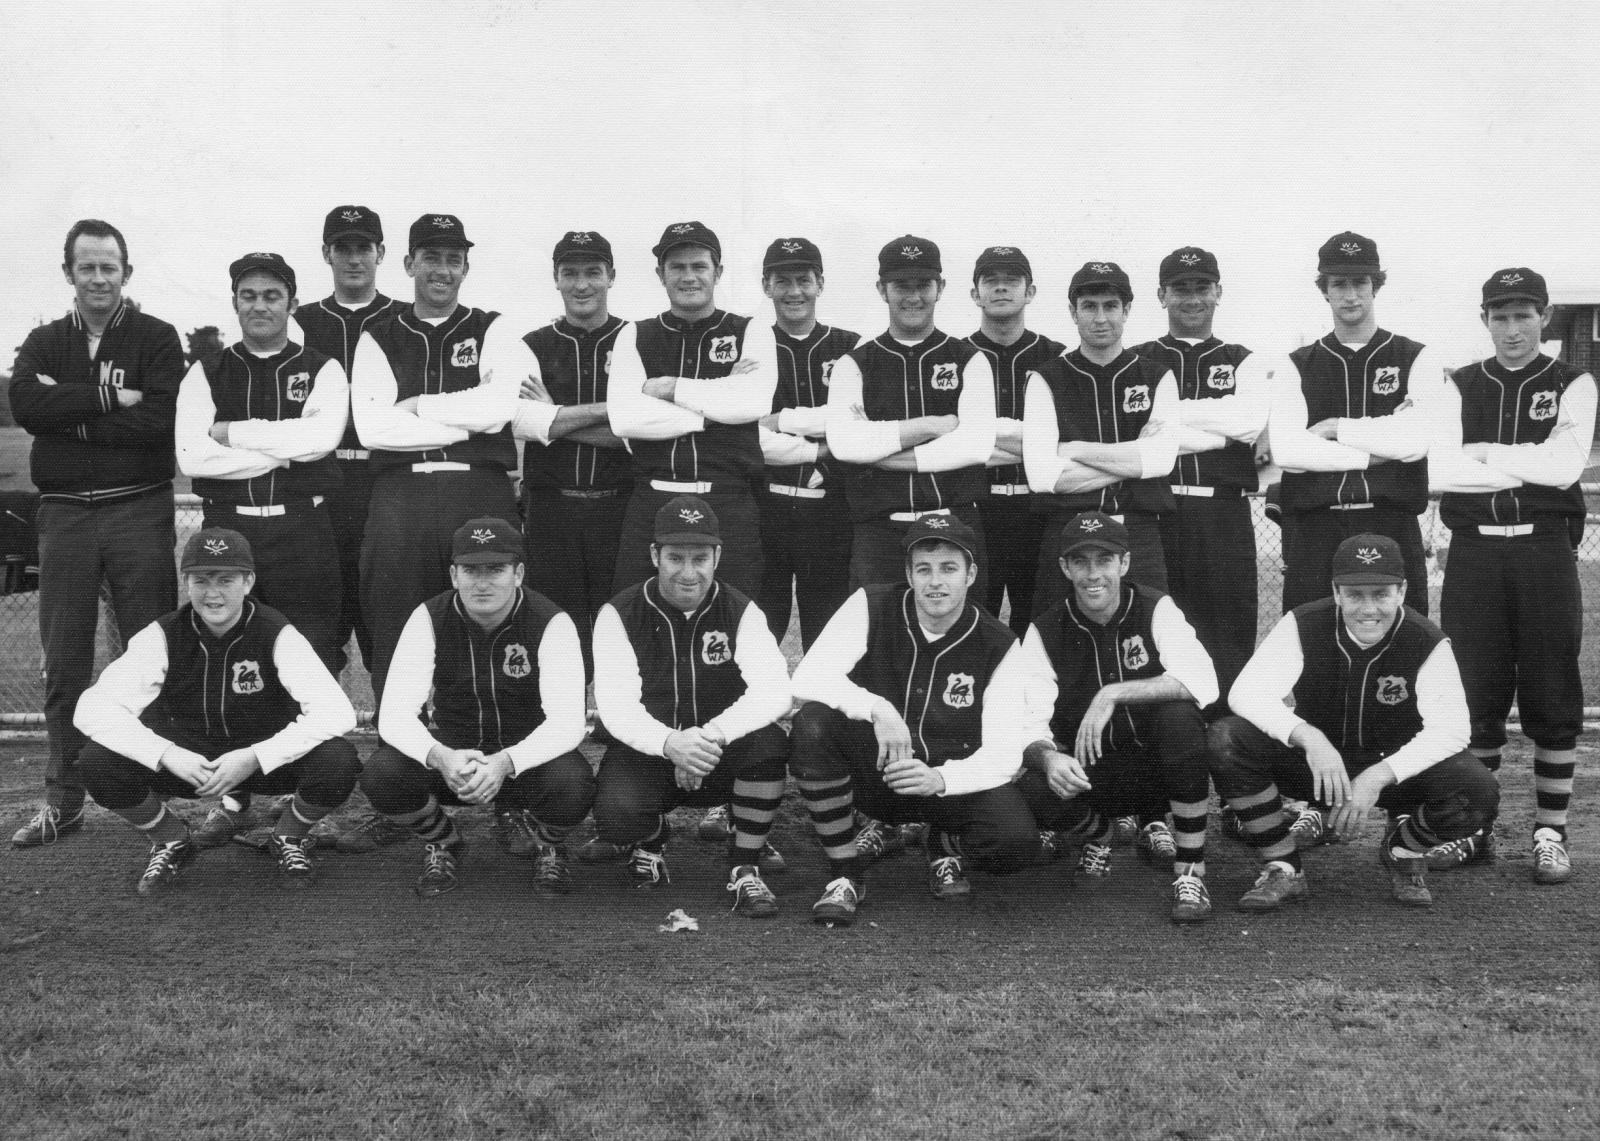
left=787, top=703, right=846, bottom=782
left=531, top=755, right=599, bottom=826
left=359, top=745, right=425, bottom=815
left=79, top=743, right=148, bottom=811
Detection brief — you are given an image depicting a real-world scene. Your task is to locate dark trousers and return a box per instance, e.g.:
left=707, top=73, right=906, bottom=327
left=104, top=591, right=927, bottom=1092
left=36, top=489, right=177, bottom=809
left=1207, top=715, right=1498, bottom=838
left=327, top=456, right=375, bottom=673
left=613, top=480, right=764, bottom=599
left=1441, top=527, right=1583, bottom=751
left=521, top=485, right=630, bottom=678
left=788, top=703, right=1037, bottom=875
left=1281, top=504, right=1427, bottom=615
left=757, top=488, right=853, bottom=650
left=593, top=725, right=789, bottom=846
left=362, top=742, right=595, bottom=824
left=850, top=502, right=989, bottom=610
left=201, top=503, right=342, bottom=672
left=361, top=468, right=518, bottom=702
left=81, top=736, right=359, bottom=813
left=1032, top=509, right=1167, bottom=618
left=1159, top=494, right=1258, bottom=709
left=979, top=495, right=1046, bottom=637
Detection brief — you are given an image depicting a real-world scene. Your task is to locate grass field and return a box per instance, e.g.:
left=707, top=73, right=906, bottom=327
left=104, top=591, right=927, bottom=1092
left=3, top=735, right=1597, bottom=1140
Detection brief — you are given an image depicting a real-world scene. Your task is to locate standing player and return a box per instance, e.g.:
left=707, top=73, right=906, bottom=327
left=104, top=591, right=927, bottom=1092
left=1133, top=247, right=1270, bottom=708
left=8, top=219, right=183, bottom=849
left=1428, top=268, right=1595, bottom=883
left=1207, top=534, right=1498, bottom=911
left=967, top=246, right=1067, bottom=636
left=350, top=213, right=529, bottom=701
left=1022, top=261, right=1179, bottom=614
left=789, top=516, right=1037, bottom=924
left=1267, top=232, right=1440, bottom=614
left=826, top=236, right=997, bottom=601
left=360, top=518, right=594, bottom=897
left=74, top=529, right=359, bottom=893
left=607, top=222, right=777, bottom=599
left=512, top=231, right=632, bottom=674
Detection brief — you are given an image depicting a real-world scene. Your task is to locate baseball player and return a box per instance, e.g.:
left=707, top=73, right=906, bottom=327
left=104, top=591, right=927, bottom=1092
left=967, top=246, right=1068, bottom=636
left=1022, top=261, right=1179, bottom=616
left=825, top=236, right=998, bottom=603
left=292, top=205, right=406, bottom=677
left=607, top=222, right=777, bottom=599
left=590, top=496, right=792, bottom=916
left=360, top=518, right=594, bottom=898
left=73, top=528, right=359, bottom=894
left=8, top=219, right=183, bottom=849
left=1014, top=512, right=1220, bottom=924
left=1267, top=232, right=1441, bottom=615
left=1133, top=247, right=1270, bottom=710
left=350, top=213, right=529, bottom=702
left=1428, top=268, right=1595, bottom=883
left=789, top=515, right=1037, bottom=924
left=1207, top=533, right=1498, bottom=911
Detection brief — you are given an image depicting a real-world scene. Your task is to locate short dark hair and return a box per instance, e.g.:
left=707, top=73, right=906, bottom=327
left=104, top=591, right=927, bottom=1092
left=63, top=219, right=129, bottom=270
left=1070, top=283, right=1131, bottom=307
left=904, top=538, right=973, bottom=572
left=1316, top=271, right=1386, bottom=295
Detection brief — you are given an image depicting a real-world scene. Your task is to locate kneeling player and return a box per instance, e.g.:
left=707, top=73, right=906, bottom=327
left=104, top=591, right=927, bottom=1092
left=362, top=517, right=594, bottom=898
left=591, top=497, right=792, bottom=916
left=76, top=529, right=358, bottom=894
left=1014, top=512, right=1220, bottom=923
left=1208, top=533, right=1499, bottom=910
left=789, top=516, right=1036, bottom=924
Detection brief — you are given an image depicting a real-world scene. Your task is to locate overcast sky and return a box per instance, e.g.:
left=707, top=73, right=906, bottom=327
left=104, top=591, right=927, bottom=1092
left=4, top=1, right=1598, bottom=368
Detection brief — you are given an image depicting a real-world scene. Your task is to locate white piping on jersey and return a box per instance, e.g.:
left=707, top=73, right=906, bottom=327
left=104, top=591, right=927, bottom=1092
left=896, top=590, right=980, bottom=762
left=1061, top=353, right=1144, bottom=514
left=1062, top=587, right=1144, bottom=749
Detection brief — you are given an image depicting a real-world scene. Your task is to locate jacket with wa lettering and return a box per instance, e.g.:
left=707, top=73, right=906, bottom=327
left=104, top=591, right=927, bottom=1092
left=630, top=311, right=762, bottom=484
left=1133, top=336, right=1258, bottom=492
left=520, top=316, right=632, bottom=493
left=294, top=294, right=406, bottom=450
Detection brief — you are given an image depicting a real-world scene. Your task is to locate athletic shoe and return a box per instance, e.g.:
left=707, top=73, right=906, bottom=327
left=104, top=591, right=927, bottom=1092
left=1289, top=806, right=1329, bottom=848
left=1236, top=861, right=1310, bottom=912
left=137, top=838, right=197, bottom=896
left=628, top=846, right=670, bottom=888
left=726, top=864, right=779, bottom=918
left=1425, top=828, right=1496, bottom=871
left=306, top=815, right=343, bottom=848
left=757, top=841, right=787, bottom=876
left=1218, top=806, right=1247, bottom=842
left=334, top=813, right=412, bottom=855
left=811, top=876, right=864, bottom=925
left=1109, top=815, right=1140, bottom=846
left=12, top=804, right=84, bottom=848
left=1136, top=821, right=1178, bottom=862
left=491, top=810, right=540, bottom=859
left=192, top=805, right=248, bottom=849
left=696, top=804, right=732, bottom=843
left=1077, top=842, right=1113, bottom=880
left=530, top=844, right=574, bottom=896
left=1379, top=822, right=1432, bottom=907
left=928, top=855, right=971, bottom=900
left=414, top=842, right=461, bottom=898
left=1038, top=830, right=1069, bottom=863
left=268, top=835, right=316, bottom=891
left=853, top=817, right=901, bottom=863
left=1532, top=828, right=1573, bottom=885
left=1170, top=873, right=1213, bottom=925
left=577, top=836, right=630, bottom=864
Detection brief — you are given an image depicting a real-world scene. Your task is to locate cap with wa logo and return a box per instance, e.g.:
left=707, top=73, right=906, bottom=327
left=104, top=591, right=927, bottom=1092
left=1317, top=231, right=1381, bottom=276
left=408, top=213, right=474, bottom=252
left=181, top=527, right=255, bottom=572
left=228, top=252, right=296, bottom=297
left=554, top=230, right=614, bottom=268
left=1481, top=267, right=1549, bottom=309
left=652, top=221, right=721, bottom=262
left=1330, top=533, right=1404, bottom=586
left=451, top=516, right=524, bottom=565
left=322, top=205, right=383, bottom=245
left=973, top=245, right=1032, bottom=283
left=1158, top=246, right=1220, bottom=286
left=1069, top=261, right=1133, bottom=303
left=1058, top=511, right=1130, bottom=558
left=878, top=235, right=942, bottom=281
left=654, top=495, right=722, bottom=546
left=763, top=237, right=822, bottom=273
left=900, top=513, right=978, bottom=562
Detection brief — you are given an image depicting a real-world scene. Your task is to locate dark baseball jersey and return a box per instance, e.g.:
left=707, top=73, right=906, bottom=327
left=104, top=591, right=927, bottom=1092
left=144, top=600, right=301, bottom=747
left=295, top=295, right=405, bottom=450
left=968, top=329, right=1067, bottom=490
left=607, top=578, right=756, bottom=729
left=520, top=315, right=632, bottom=493
left=767, top=323, right=861, bottom=491
left=630, top=311, right=761, bottom=485
left=1134, top=336, right=1258, bottom=491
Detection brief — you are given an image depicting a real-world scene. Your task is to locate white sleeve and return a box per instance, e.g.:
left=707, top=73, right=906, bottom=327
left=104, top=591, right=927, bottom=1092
left=1014, top=623, right=1063, bottom=747
left=175, top=359, right=283, bottom=480
left=592, top=603, right=676, bottom=756
left=606, top=322, right=707, bottom=440
left=825, top=353, right=905, bottom=463
left=776, top=405, right=828, bottom=438
left=1335, top=348, right=1441, bottom=462
left=1380, top=640, right=1472, bottom=782
left=351, top=330, right=470, bottom=450
left=911, top=353, right=997, bottom=471
left=1133, top=369, right=1182, bottom=477
left=1177, top=352, right=1271, bottom=444
left=674, top=323, right=777, bottom=425
left=1151, top=595, right=1219, bottom=710
left=509, top=350, right=558, bottom=444
left=72, top=622, right=174, bottom=770
left=1022, top=372, right=1069, bottom=492
left=936, top=643, right=1027, bottom=796
left=760, top=426, right=820, bottom=466
left=789, top=590, right=881, bottom=721
left=1483, top=372, right=1598, bottom=488
left=704, top=604, right=792, bottom=742
left=1227, top=611, right=1308, bottom=744
left=413, top=316, right=523, bottom=432
left=252, top=625, right=356, bottom=773
left=228, top=360, right=349, bottom=462
left=1427, top=370, right=1523, bottom=494
left=375, top=604, right=442, bottom=766
left=1264, top=359, right=1372, bottom=472
left=505, top=612, right=588, bottom=772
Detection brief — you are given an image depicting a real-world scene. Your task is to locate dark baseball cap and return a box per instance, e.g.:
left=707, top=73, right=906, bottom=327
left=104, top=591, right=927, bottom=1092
left=763, top=237, right=823, bottom=273
left=652, top=221, right=721, bottom=262
left=553, top=231, right=614, bottom=268
left=181, top=527, right=255, bottom=573
left=409, top=214, right=474, bottom=252
left=1059, top=511, right=1130, bottom=558
left=1317, top=231, right=1381, bottom=276
left=878, top=235, right=942, bottom=281
left=323, top=205, right=383, bottom=245
left=900, top=513, right=978, bottom=562
left=451, top=517, right=524, bottom=565
left=654, top=495, right=721, bottom=547
left=1331, top=533, right=1405, bottom=586
left=1069, top=261, right=1133, bottom=303
left=228, top=252, right=296, bottom=296
left=973, top=246, right=1032, bottom=283
left=1481, top=266, right=1549, bottom=309
left=1159, top=246, right=1220, bottom=286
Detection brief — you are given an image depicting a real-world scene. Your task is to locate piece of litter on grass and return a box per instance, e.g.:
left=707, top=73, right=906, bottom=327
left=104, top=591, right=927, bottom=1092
left=657, top=909, right=699, bottom=933
left=869, top=922, right=878, bottom=928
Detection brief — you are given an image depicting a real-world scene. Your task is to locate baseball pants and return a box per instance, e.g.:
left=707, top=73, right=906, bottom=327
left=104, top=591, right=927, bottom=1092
left=979, top=494, right=1047, bottom=637
left=850, top=502, right=990, bottom=610
left=756, top=487, right=852, bottom=650
left=1281, top=504, right=1427, bottom=615
left=1032, top=509, right=1168, bottom=618
left=1159, top=493, right=1258, bottom=709
left=81, top=736, right=360, bottom=814
left=327, top=456, right=375, bottom=673
left=521, top=485, right=630, bottom=678
left=612, top=480, right=763, bottom=599
left=362, top=742, right=596, bottom=824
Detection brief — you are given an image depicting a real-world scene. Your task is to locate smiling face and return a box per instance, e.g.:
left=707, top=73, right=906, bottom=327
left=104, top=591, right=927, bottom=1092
left=652, top=542, right=719, bottom=612
left=906, top=540, right=975, bottom=627
left=64, top=234, right=130, bottom=323
left=1157, top=278, right=1220, bottom=338
left=233, top=270, right=295, bottom=351
left=1334, top=582, right=1405, bottom=647
left=1061, top=546, right=1129, bottom=622
left=406, top=244, right=469, bottom=314
left=556, top=257, right=615, bottom=325
left=764, top=267, right=822, bottom=330
left=879, top=275, right=943, bottom=340
left=1482, top=300, right=1550, bottom=369
left=185, top=568, right=254, bottom=635
left=324, top=238, right=383, bottom=300
left=656, top=245, right=721, bottom=320
left=450, top=560, right=523, bottom=628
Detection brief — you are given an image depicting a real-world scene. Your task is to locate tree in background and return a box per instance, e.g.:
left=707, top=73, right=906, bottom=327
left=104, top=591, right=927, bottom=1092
left=185, top=325, right=223, bottom=366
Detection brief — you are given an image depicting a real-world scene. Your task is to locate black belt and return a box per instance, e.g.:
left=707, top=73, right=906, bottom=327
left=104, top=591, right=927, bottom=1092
left=39, top=481, right=169, bottom=508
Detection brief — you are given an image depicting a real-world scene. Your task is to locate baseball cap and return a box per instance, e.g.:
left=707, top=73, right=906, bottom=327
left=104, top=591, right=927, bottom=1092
left=180, top=527, right=255, bottom=573
left=878, top=235, right=942, bottom=281
left=228, top=252, right=296, bottom=297
left=654, top=495, right=722, bottom=547
left=763, top=237, right=823, bottom=273
left=451, top=517, right=524, bottom=565
left=1481, top=267, right=1549, bottom=309
left=973, top=246, right=1032, bottom=283
left=408, top=214, right=474, bottom=252
left=1331, top=533, right=1405, bottom=585
left=652, top=221, right=721, bottom=263
left=553, top=231, right=614, bottom=268
left=1317, top=231, right=1381, bottom=276
left=1058, top=511, right=1131, bottom=558
left=322, top=205, right=382, bottom=245
left=1158, top=246, right=1220, bottom=286
left=1069, top=261, right=1134, bottom=304
left=900, top=513, right=978, bottom=562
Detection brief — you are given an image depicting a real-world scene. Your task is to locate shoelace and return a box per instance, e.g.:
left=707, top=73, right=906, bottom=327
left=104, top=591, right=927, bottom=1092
left=727, top=869, right=774, bottom=908
left=1079, top=844, right=1112, bottom=876
left=1533, top=834, right=1567, bottom=868
left=631, top=849, right=665, bottom=881
left=27, top=806, right=62, bottom=843
left=1290, top=808, right=1323, bottom=837
left=703, top=804, right=729, bottom=826
left=1172, top=873, right=1207, bottom=904
left=929, top=856, right=962, bottom=885
left=142, top=841, right=187, bottom=882
left=818, top=877, right=858, bottom=907
left=855, top=822, right=887, bottom=855
left=275, top=838, right=313, bottom=873
left=1143, top=824, right=1176, bottom=856
left=422, top=843, right=455, bottom=878
left=1252, top=864, right=1288, bottom=889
